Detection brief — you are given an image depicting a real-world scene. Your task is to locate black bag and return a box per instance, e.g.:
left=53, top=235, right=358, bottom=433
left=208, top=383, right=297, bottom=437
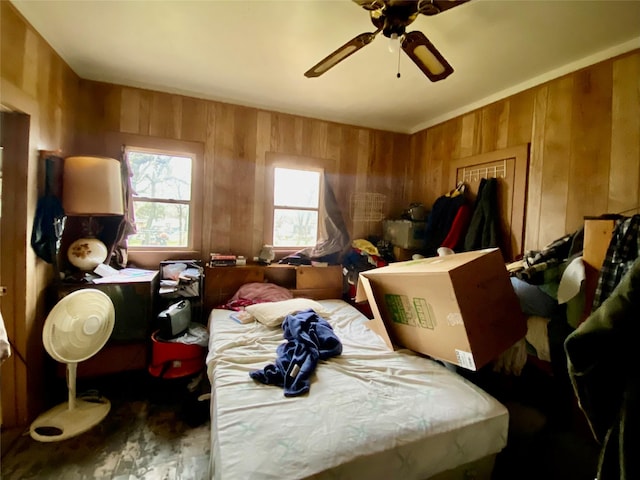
left=31, top=157, right=66, bottom=264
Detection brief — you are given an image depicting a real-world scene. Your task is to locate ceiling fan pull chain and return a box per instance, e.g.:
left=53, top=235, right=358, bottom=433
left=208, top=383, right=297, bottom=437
left=396, top=46, right=402, bottom=78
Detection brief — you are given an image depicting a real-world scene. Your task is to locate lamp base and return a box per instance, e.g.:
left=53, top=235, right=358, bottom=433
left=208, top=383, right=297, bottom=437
left=67, top=237, right=108, bottom=271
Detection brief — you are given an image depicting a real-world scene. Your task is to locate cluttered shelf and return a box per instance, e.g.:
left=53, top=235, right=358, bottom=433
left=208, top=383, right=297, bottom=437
left=158, top=260, right=204, bottom=324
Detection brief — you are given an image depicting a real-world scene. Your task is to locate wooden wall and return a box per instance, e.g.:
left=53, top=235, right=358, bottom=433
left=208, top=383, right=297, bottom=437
left=74, top=82, right=411, bottom=265
left=0, top=1, right=79, bottom=428
left=409, top=50, right=640, bottom=252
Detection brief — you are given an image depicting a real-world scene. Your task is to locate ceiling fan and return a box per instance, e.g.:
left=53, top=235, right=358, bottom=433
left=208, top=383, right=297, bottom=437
left=304, top=0, right=469, bottom=82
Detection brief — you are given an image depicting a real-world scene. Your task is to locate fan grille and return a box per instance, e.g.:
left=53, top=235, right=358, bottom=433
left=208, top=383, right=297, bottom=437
left=43, top=289, right=115, bottom=363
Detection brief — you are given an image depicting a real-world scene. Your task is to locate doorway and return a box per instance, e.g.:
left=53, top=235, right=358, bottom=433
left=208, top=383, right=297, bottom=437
left=0, top=110, right=32, bottom=451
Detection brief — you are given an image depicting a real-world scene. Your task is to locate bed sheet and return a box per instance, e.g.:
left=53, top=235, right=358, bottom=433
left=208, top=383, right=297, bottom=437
left=206, top=299, right=509, bottom=480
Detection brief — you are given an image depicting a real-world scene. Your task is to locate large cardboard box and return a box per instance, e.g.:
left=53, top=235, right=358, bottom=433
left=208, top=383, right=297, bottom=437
left=355, top=248, right=526, bottom=370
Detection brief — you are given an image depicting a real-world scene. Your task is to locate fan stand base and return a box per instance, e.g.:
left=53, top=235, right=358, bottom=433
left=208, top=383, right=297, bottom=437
left=29, top=397, right=111, bottom=442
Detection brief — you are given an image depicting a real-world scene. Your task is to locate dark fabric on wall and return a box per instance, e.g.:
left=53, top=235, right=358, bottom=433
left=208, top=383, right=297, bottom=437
left=110, top=147, right=137, bottom=268
left=31, top=156, right=66, bottom=265
left=423, top=192, right=465, bottom=256
left=464, top=177, right=500, bottom=252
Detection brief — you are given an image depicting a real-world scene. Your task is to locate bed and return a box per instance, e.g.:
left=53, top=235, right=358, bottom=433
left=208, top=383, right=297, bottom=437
left=205, top=277, right=510, bottom=480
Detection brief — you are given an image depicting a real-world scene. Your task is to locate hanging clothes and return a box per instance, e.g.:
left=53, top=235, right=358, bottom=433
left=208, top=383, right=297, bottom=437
left=423, top=183, right=466, bottom=256
left=110, top=147, right=138, bottom=268
left=440, top=203, right=472, bottom=251
left=463, top=177, right=500, bottom=252
left=31, top=156, right=66, bottom=265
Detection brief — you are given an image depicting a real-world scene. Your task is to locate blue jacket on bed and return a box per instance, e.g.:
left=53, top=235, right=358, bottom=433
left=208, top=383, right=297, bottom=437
left=249, top=309, right=342, bottom=396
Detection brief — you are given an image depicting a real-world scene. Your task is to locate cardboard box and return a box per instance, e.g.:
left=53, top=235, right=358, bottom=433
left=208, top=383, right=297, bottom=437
left=383, top=220, right=426, bottom=249
left=355, top=248, right=526, bottom=370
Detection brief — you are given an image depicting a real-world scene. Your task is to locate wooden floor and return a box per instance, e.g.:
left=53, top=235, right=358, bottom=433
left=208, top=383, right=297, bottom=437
left=1, top=371, right=210, bottom=480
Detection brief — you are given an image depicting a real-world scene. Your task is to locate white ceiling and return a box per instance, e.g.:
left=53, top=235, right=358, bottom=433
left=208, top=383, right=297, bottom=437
left=11, top=0, right=640, bottom=134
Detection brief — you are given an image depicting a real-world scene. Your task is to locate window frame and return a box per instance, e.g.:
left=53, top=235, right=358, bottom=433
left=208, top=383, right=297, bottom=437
left=125, top=145, right=195, bottom=249
left=264, top=153, right=329, bottom=254
left=105, top=133, right=203, bottom=268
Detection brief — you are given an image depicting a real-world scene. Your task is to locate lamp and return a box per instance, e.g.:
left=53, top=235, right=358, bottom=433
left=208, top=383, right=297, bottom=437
left=62, top=156, right=124, bottom=271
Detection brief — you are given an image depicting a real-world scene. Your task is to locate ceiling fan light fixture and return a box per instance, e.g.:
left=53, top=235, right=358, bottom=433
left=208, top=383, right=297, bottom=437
left=402, top=30, right=453, bottom=82
left=387, top=33, right=400, bottom=54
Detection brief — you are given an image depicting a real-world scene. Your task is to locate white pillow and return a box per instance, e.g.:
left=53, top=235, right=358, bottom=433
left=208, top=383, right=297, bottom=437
left=245, top=298, right=328, bottom=327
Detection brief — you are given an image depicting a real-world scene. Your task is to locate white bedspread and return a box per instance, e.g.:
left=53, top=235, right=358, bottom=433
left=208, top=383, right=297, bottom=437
left=206, top=300, right=508, bottom=480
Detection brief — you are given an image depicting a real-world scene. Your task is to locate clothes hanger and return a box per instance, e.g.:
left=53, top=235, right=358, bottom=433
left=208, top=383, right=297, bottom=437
left=445, top=181, right=466, bottom=198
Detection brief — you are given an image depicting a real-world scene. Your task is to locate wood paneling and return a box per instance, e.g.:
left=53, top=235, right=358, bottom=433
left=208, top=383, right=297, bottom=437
left=411, top=49, right=640, bottom=252
left=566, top=62, right=612, bottom=234
left=610, top=54, right=640, bottom=214
left=537, top=75, right=573, bottom=248
left=526, top=85, right=548, bottom=251
left=75, top=83, right=410, bottom=265
left=506, top=90, right=535, bottom=148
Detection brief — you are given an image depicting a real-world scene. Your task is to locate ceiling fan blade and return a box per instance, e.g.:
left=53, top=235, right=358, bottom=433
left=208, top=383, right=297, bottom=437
left=401, top=30, right=453, bottom=82
left=417, top=0, right=470, bottom=16
left=305, top=31, right=379, bottom=78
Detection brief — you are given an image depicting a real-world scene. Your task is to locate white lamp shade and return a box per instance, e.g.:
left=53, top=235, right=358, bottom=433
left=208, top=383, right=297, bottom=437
left=63, top=156, right=124, bottom=215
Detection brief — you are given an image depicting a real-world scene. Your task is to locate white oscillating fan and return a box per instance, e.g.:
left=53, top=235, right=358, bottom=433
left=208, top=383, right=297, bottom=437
left=30, top=289, right=115, bottom=442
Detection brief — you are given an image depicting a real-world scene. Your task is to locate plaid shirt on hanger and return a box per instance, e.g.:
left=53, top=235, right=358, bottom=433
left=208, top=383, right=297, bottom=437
left=592, top=214, right=640, bottom=311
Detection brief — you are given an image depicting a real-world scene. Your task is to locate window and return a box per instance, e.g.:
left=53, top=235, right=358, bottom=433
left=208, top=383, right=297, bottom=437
left=272, top=167, right=322, bottom=248
left=126, top=147, right=194, bottom=248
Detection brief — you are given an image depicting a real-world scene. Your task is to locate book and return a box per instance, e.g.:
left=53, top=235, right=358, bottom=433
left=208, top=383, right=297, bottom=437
left=210, top=253, right=236, bottom=261
left=209, top=259, right=237, bottom=267
left=229, top=311, right=254, bottom=324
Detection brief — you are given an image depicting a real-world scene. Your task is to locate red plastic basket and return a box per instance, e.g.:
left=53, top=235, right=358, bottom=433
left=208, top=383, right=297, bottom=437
left=148, top=330, right=206, bottom=379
